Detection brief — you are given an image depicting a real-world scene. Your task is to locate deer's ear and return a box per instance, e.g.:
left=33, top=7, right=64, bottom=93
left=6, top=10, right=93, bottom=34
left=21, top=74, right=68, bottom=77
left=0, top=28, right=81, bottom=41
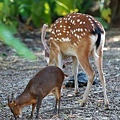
left=7, top=95, right=10, bottom=103
left=11, top=93, right=16, bottom=100
left=7, top=94, right=16, bottom=106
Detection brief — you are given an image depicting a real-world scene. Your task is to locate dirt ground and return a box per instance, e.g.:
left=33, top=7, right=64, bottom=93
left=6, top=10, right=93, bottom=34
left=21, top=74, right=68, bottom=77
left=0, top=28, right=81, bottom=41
left=0, top=27, right=120, bottom=120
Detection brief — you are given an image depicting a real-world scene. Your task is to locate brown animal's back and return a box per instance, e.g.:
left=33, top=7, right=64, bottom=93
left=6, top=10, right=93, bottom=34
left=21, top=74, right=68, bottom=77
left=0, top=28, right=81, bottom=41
left=24, top=66, right=64, bottom=98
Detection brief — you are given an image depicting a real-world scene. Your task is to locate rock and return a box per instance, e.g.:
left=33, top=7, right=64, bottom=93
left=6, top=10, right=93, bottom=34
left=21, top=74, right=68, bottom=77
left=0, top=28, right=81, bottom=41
left=65, top=72, right=98, bottom=88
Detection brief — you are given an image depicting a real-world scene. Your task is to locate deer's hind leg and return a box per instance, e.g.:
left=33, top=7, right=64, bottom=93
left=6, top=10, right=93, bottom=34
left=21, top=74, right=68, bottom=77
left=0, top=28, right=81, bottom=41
left=76, top=51, right=95, bottom=106
left=93, top=45, right=109, bottom=109
left=52, top=87, right=61, bottom=114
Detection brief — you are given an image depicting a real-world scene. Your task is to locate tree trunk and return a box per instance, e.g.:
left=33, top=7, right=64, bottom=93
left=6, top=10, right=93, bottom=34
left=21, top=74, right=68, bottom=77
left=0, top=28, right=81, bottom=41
left=110, top=0, right=120, bottom=25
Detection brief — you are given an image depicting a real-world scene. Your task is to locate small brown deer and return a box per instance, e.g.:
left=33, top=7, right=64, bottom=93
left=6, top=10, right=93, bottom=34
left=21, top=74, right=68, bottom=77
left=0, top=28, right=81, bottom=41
left=8, top=66, right=65, bottom=119
left=41, top=13, right=109, bottom=109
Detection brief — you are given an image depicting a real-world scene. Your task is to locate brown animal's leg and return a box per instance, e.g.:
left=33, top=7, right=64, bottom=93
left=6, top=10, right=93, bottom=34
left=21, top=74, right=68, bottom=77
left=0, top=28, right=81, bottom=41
left=30, top=103, right=36, bottom=118
left=93, top=46, right=109, bottom=109
left=36, top=97, right=42, bottom=119
left=57, top=88, right=61, bottom=115
left=54, top=97, right=58, bottom=114
left=72, top=56, right=79, bottom=94
left=51, top=90, right=57, bottom=114
left=77, top=53, right=94, bottom=106
left=53, top=87, right=61, bottom=114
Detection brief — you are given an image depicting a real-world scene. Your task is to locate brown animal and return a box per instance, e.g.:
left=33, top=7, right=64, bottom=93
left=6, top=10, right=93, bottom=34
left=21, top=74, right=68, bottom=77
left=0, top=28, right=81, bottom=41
left=8, top=66, right=65, bottom=119
left=41, top=13, right=109, bottom=109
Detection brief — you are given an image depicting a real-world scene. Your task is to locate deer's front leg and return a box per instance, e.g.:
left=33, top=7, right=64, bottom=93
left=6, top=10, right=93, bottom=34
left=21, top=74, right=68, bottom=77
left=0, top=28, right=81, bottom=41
left=72, top=56, right=79, bottom=94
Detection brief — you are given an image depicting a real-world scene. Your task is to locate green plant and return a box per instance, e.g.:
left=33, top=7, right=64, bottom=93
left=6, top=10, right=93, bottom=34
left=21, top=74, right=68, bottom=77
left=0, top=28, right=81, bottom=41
left=0, top=24, right=36, bottom=59
left=0, top=0, right=112, bottom=59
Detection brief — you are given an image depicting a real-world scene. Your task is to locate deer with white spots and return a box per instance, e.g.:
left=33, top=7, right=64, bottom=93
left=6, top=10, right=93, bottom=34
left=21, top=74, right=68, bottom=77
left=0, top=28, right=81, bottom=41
left=41, top=13, right=109, bottom=109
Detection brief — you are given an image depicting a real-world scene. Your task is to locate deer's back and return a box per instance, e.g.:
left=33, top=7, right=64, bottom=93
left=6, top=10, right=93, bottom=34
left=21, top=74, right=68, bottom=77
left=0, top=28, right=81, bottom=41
left=25, top=66, right=64, bottom=97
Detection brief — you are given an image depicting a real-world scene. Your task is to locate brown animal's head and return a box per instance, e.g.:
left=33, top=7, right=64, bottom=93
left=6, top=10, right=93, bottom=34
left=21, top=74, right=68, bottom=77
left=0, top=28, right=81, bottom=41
left=7, top=94, right=21, bottom=119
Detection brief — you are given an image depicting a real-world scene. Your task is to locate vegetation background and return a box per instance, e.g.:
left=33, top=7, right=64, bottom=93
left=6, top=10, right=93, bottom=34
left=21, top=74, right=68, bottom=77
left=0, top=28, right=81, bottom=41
left=0, top=0, right=119, bottom=59
left=0, top=1, right=120, bottom=119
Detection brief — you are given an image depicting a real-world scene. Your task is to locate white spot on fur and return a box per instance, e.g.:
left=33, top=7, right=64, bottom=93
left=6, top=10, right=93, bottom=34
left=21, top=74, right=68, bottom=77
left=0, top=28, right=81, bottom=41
left=56, top=30, right=60, bottom=32
left=77, top=19, right=80, bottom=22
left=68, top=26, right=70, bottom=28
left=90, top=20, right=93, bottom=24
left=88, top=18, right=91, bottom=21
left=50, top=37, right=53, bottom=40
left=86, top=15, right=89, bottom=18
left=68, top=17, right=70, bottom=20
left=91, top=24, right=94, bottom=27
left=63, top=28, right=66, bottom=31
left=77, top=35, right=80, bottom=39
left=71, top=31, right=74, bottom=34
left=81, top=33, right=84, bottom=36
left=80, top=22, right=83, bottom=24
left=52, top=31, right=55, bottom=34
left=81, top=28, right=83, bottom=32
left=83, top=22, right=86, bottom=24
left=83, top=32, right=86, bottom=35
left=74, top=33, right=77, bottom=37
left=73, top=43, right=78, bottom=47
left=62, top=37, right=71, bottom=42
left=72, top=21, right=75, bottom=24
left=76, top=29, right=78, bottom=31
left=67, top=31, right=69, bottom=33
left=59, top=33, right=62, bottom=35
left=74, top=29, right=76, bottom=32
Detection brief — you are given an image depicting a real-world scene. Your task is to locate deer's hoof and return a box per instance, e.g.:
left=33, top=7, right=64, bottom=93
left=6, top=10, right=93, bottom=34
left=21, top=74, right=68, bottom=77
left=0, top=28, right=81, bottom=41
left=74, top=89, right=79, bottom=95
left=80, top=102, right=86, bottom=107
left=105, top=104, right=109, bottom=110
left=79, top=100, right=86, bottom=107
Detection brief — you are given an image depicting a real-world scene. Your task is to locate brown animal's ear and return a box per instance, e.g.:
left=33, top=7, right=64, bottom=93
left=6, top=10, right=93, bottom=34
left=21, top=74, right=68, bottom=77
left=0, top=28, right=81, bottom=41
left=7, top=95, right=10, bottom=103
left=11, top=93, right=16, bottom=100
left=7, top=94, right=16, bottom=106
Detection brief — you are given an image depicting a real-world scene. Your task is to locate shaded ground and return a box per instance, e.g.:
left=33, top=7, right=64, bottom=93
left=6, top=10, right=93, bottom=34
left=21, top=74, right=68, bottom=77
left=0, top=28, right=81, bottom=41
left=0, top=27, right=120, bottom=120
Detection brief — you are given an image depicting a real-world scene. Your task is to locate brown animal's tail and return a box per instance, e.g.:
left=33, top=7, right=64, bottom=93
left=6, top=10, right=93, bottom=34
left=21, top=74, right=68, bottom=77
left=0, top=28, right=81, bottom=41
left=64, top=74, right=68, bottom=77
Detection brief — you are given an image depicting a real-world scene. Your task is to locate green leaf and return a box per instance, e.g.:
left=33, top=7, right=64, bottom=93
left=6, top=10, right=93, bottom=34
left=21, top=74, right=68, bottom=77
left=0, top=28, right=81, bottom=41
left=82, top=0, right=92, bottom=13
left=54, top=0, right=78, bottom=16
left=31, top=0, right=51, bottom=26
left=0, top=24, right=36, bottom=60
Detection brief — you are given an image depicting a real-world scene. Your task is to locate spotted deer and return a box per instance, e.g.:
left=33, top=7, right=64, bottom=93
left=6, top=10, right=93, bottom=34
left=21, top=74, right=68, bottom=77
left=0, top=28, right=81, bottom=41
left=41, top=13, right=109, bottom=109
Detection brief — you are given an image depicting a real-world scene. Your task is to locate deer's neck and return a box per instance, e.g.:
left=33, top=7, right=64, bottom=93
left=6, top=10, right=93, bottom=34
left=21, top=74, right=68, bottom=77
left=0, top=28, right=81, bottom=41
left=16, top=91, right=36, bottom=107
